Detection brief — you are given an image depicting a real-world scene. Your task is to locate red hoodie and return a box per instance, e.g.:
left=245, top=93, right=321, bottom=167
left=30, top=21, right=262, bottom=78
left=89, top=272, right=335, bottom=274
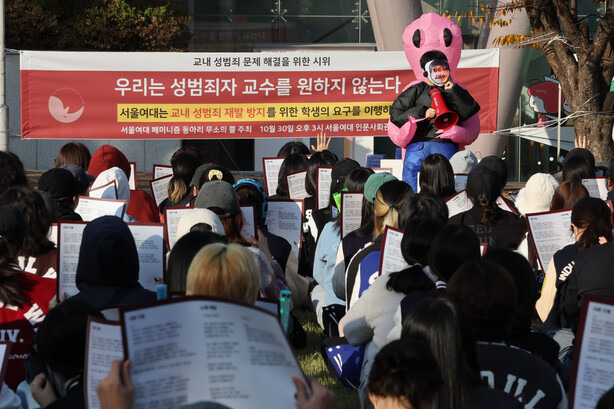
left=88, top=145, right=160, bottom=223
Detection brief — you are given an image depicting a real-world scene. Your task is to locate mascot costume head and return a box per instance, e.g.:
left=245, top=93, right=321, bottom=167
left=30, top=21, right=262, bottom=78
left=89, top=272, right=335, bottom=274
left=402, top=13, right=463, bottom=80
left=387, top=13, right=481, bottom=190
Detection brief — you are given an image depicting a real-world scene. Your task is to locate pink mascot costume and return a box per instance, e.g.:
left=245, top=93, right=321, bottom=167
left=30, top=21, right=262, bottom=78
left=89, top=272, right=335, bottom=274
left=388, top=13, right=481, bottom=191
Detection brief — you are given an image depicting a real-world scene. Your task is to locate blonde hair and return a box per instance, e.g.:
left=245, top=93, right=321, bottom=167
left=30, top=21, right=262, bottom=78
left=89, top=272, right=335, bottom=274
left=186, top=243, right=260, bottom=304
left=373, top=187, right=410, bottom=238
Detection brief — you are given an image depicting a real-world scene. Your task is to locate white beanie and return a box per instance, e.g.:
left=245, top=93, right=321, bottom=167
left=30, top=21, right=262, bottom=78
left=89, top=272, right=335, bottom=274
left=176, top=209, right=225, bottom=242
left=449, top=150, right=478, bottom=174
left=515, top=173, right=559, bottom=215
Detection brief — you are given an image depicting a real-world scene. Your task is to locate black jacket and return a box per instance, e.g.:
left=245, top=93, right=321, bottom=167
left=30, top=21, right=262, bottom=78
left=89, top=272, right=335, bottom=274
left=390, top=81, right=480, bottom=141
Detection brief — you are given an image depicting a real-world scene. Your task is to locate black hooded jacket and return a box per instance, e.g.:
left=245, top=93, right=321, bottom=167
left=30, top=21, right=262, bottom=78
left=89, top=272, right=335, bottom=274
left=70, top=216, right=156, bottom=308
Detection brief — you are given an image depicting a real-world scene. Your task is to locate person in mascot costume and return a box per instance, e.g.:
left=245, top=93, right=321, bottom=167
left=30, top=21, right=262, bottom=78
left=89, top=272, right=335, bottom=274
left=388, top=13, right=481, bottom=191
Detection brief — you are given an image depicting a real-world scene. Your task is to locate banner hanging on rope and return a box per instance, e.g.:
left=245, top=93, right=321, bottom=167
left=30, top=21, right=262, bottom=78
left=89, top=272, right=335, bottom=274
left=20, top=49, right=499, bottom=140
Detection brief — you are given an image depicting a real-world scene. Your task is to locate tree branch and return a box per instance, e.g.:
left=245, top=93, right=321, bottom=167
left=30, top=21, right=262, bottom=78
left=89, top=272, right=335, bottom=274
left=591, top=3, right=614, bottom=61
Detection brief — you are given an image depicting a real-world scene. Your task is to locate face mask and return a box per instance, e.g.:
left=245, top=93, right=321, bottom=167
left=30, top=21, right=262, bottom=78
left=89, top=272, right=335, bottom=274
left=425, top=59, right=451, bottom=87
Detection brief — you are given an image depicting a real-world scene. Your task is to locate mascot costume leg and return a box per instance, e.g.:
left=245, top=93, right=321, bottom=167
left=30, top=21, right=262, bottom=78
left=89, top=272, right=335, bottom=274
left=388, top=13, right=481, bottom=191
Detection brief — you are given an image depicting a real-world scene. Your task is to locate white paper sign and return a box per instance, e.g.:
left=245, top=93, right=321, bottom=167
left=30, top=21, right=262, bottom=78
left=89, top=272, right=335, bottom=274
left=446, top=190, right=473, bottom=218
left=526, top=209, right=574, bottom=272
left=58, top=222, right=88, bottom=297
left=263, top=157, right=284, bottom=197
left=341, top=192, right=363, bottom=238
left=88, top=180, right=117, bottom=200
left=153, top=164, right=173, bottom=180
left=571, top=298, right=614, bottom=409
left=379, top=227, right=409, bottom=276
left=121, top=298, right=306, bottom=409
left=85, top=319, right=124, bottom=409
left=380, top=159, right=403, bottom=180
left=128, top=162, right=137, bottom=190
left=165, top=207, right=194, bottom=250
left=150, top=175, right=172, bottom=207
left=286, top=171, right=309, bottom=201
left=266, top=200, right=303, bottom=260
left=128, top=223, right=164, bottom=292
left=75, top=197, right=126, bottom=222
left=240, top=206, right=256, bottom=241
left=454, top=174, right=468, bottom=192
left=48, top=224, right=58, bottom=247
left=582, top=177, right=609, bottom=200
left=316, top=167, right=333, bottom=210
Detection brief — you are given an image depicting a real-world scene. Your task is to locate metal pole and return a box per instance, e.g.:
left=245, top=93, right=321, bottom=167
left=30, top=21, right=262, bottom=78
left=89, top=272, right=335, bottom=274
left=0, top=0, right=8, bottom=152
left=557, top=82, right=561, bottom=160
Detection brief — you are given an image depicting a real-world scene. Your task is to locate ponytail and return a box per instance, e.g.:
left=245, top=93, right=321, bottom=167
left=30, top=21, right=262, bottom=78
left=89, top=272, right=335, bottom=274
left=577, top=217, right=613, bottom=252
left=168, top=176, right=188, bottom=203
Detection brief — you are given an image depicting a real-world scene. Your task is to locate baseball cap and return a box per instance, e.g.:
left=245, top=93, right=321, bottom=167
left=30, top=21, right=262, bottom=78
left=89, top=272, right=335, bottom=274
left=176, top=209, right=225, bottom=242
left=364, top=172, right=398, bottom=203
left=38, top=168, right=79, bottom=201
left=194, top=181, right=240, bottom=218
left=60, top=163, right=95, bottom=194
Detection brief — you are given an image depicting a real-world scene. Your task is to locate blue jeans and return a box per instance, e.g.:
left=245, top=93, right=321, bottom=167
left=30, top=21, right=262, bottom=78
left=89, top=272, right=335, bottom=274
left=402, top=141, right=457, bottom=191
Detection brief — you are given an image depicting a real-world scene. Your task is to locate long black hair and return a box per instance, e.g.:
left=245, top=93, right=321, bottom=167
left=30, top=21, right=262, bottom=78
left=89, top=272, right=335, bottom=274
left=419, top=154, right=455, bottom=199
left=402, top=298, right=481, bottom=409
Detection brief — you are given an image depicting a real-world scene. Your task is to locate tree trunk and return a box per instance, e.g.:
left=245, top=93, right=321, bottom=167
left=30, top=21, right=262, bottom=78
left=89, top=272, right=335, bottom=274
left=573, top=114, right=614, bottom=163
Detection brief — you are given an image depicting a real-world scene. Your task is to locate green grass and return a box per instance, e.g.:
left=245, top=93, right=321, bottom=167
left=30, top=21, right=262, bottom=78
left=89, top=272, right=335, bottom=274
left=294, top=308, right=360, bottom=409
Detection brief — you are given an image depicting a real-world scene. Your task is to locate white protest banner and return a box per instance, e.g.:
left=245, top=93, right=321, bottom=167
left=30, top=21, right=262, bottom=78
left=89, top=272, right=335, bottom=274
left=57, top=221, right=88, bottom=298
left=127, top=223, right=165, bottom=292
left=379, top=226, right=409, bottom=276
left=316, top=166, right=333, bottom=210
left=341, top=192, right=363, bottom=238
left=153, top=164, right=173, bottom=180
left=263, top=157, right=284, bottom=197
left=85, top=318, right=124, bottom=409
left=149, top=174, right=172, bottom=207
left=240, top=205, right=257, bottom=240
left=526, top=209, right=574, bottom=272
left=286, top=170, right=309, bottom=201
left=446, top=190, right=473, bottom=218
left=164, top=207, right=194, bottom=250
left=75, top=196, right=126, bottom=222
left=582, top=177, right=609, bottom=200
left=266, top=200, right=303, bottom=260
left=21, top=50, right=499, bottom=140
left=570, top=296, right=614, bottom=409
left=118, top=297, right=308, bottom=409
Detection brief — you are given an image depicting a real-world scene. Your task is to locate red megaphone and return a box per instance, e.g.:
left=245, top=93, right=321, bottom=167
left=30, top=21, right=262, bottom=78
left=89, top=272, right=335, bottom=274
left=430, top=88, right=458, bottom=130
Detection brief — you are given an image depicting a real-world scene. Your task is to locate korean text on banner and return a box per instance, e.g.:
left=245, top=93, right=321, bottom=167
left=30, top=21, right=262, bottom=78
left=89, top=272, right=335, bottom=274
left=21, top=50, right=499, bottom=140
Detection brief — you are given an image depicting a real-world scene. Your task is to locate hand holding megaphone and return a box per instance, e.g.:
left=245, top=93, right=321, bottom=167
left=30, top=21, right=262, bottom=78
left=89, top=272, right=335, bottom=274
left=430, top=88, right=458, bottom=131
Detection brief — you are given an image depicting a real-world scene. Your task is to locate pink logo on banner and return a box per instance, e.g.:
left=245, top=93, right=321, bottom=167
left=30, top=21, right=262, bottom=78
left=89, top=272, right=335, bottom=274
left=48, top=88, right=85, bottom=123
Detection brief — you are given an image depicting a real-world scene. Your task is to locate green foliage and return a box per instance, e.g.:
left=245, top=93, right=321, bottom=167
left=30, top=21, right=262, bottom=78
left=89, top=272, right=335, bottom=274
left=6, top=0, right=191, bottom=51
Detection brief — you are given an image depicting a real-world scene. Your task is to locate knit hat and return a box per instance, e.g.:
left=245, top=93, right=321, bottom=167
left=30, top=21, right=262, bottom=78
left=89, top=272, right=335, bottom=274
left=515, top=173, right=559, bottom=215
left=88, top=145, right=131, bottom=179
left=477, top=156, right=507, bottom=190
left=60, top=163, right=94, bottom=195
left=175, top=209, right=225, bottom=242
left=330, top=158, right=360, bottom=188
left=364, top=172, right=398, bottom=203
left=466, top=167, right=500, bottom=205
left=194, top=181, right=240, bottom=218
left=38, top=168, right=79, bottom=202
left=449, top=150, right=478, bottom=174
left=0, top=203, right=25, bottom=256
